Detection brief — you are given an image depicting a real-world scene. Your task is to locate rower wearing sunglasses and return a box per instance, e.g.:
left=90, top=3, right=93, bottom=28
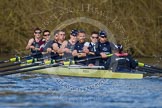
left=97, top=30, right=115, bottom=66
left=26, top=27, right=44, bottom=58
left=40, top=30, right=54, bottom=53
left=84, top=31, right=99, bottom=66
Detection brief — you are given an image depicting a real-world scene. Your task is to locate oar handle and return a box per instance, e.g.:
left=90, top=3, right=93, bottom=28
left=138, top=62, right=145, bottom=67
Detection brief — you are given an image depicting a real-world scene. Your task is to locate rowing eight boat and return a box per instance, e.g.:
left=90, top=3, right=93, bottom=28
left=30, top=65, right=143, bottom=79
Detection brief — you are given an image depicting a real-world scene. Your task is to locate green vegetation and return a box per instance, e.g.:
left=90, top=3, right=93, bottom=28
left=0, top=0, right=162, bottom=57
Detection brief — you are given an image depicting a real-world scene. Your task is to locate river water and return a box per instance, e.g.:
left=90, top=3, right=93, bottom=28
left=0, top=55, right=162, bottom=108
left=0, top=74, right=162, bottom=108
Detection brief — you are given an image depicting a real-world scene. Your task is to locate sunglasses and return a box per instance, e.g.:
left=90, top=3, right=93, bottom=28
left=59, top=34, right=65, bottom=36
left=92, top=37, right=98, bottom=39
left=35, top=32, right=41, bottom=34
left=100, top=36, right=107, bottom=38
left=44, top=34, right=50, bottom=36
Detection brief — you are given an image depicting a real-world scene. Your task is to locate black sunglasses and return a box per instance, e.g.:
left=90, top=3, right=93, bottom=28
left=35, top=32, right=41, bottom=34
left=44, top=34, right=50, bottom=36
left=100, top=36, right=107, bottom=38
left=92, top=37, right=98, bottom=39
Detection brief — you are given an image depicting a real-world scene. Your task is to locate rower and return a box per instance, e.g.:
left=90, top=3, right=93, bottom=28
left=26, top=27, right=44, bottom=58
left=104, top=44, right=137, bottom=72
left=72, top=30, right=88, bottom=65
left=51, top=30, right=65, bottom=60
left=38, top=30, right=55, bottom=60
left=61, top=29, right=78, bottom=59
left=84, top=31, right=99, bottom=66
left=97, top=30, right=115, bottom=66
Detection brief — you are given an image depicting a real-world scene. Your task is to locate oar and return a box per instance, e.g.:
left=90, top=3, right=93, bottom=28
left=0, top=62, right=22, bottom=68
left=0, top=52, right=62, bottom=69
left=63, top=54, right=113, bottom=65
left=0, top=54, right=63, bottom=69
left=76, top=54, right=112, bottom=63
left=0, top=63, right=62, bottom=76
left=0, top=62, right=41, bottom=72
left=0, top=54, right=112, bottom=75
left=0, top=58, right=55, bottom=72
left=0, top=52, right=54, bottom=69
left=137, top=66, right=162, bottom=73
left=0, top=58, right=37, bottom=69
left=138, top=62, right=162, bottom=73
left=0, top=52, right=42, bottom=64
left=0, top=56, right=21, bottom=64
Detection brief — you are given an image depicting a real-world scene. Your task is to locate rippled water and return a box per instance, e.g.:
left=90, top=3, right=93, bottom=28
left=0, top=56, right=162, bottom=108
left=0, top=73, right=162, bottom=108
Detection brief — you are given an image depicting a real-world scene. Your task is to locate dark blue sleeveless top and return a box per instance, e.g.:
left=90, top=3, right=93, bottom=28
left=98, top=41, right=112, bottom=54
left=66, top=41, right=75, bottom=52
left=51, top=42, right=62, bottom=60
left=74, top=41, right=85, bottom=53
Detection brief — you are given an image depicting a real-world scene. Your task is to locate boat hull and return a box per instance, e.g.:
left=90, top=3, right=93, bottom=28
left=32, top=66, right=143, bottom=79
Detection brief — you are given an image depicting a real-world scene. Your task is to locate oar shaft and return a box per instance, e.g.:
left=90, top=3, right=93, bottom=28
left=0, top=62, right=22, bottom=68
left=0, top=63, right=41, bottom=72
left=75, top=56, right=101, bottom=63
left=75, top=54, right=113, bottom=63
left=0, top=52, right=42, bottom=64
left=0, top=63, right=62, bottom=76
left=144, top=64, right=162, bottom=71
left=0, top=60, right=9, bottom=64
left=138, top=67, right=162, bottom=73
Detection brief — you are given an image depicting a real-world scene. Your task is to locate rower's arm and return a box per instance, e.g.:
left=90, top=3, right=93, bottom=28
left=60, top=41, right=70, bottom=53
left=83, top=46, right=89, bottom=54
left=72, top=50, right=78, bottom=56
left=60, top=41, right=67, bottom=49
left=52, top=43, right=59, bottom=53
left=26, top=38, right=34, bottom=50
